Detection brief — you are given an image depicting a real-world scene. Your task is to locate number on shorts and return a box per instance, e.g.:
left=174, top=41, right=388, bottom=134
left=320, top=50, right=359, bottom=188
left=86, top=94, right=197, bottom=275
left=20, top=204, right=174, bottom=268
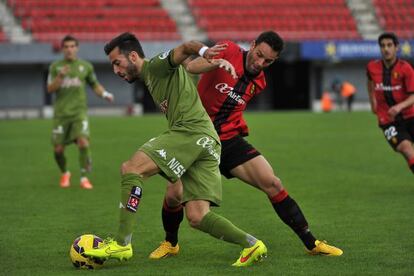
left=82, top=120, right=89, bottom=133
left=384, top=126, right=398, bottom=141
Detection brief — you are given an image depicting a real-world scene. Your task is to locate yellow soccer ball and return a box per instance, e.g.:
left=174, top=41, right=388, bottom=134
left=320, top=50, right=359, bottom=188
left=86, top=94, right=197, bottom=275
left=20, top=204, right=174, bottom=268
left=70, top=234, right=105, bottom=269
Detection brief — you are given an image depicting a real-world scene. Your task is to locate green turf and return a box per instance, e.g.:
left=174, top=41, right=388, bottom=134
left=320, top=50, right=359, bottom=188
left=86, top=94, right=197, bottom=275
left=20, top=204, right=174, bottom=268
left=0, top=111, right=413, bottom=275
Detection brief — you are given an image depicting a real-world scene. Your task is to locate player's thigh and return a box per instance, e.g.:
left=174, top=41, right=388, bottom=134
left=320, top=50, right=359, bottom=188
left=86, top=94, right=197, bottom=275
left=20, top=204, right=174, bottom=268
left=219, top=136, right=261, bottom=179
left=381, top=122, right=411, bottom=151
left=230, top=155, right=278, bottom=187
left=122, top=150, right=160, bottom=177
left=52, top=118, right=72, bottom=146
left=181, top=140, right=222, bottom=207
left=70, top=118, right=90, bottom=143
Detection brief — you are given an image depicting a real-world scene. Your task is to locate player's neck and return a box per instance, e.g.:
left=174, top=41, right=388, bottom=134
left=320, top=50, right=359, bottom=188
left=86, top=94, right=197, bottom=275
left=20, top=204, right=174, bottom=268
left=383, top=57, right=397, bottom=69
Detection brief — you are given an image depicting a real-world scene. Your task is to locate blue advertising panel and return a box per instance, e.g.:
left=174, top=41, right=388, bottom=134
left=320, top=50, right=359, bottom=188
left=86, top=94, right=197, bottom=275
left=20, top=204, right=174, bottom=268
left=301, top=40, right=414, bottom=60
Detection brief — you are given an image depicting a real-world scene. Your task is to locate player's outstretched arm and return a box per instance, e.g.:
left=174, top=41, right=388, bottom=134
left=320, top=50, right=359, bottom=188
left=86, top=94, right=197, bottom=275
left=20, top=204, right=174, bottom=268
left=186, top=57, right=237, bottom=79
left=93, top=84, right=114, bottom=102
left=172, top=41, right=227, bottom=67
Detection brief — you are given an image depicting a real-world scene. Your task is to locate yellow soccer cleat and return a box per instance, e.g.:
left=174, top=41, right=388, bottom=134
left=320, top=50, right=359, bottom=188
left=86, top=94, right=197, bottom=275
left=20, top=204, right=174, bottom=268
left=307, top=240, right=343, bottom=256
left=232, top=240, right=267, bottom=267
left=149, top=241, right=180, bottom=259
left=83, top=238, right=133, bottom=261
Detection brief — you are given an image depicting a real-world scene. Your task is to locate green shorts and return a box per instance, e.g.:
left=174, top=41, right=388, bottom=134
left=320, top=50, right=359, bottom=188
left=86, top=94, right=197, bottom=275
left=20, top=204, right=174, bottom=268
left=140, top=129, right=222, bottom=206
left=52, top=117, right=90, bottom=145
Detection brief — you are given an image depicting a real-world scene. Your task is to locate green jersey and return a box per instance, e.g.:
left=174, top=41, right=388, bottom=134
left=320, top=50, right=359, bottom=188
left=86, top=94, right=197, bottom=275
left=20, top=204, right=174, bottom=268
left=48, top=59, right=99, bottom=119
left=141, top=50, right=219, bottom=142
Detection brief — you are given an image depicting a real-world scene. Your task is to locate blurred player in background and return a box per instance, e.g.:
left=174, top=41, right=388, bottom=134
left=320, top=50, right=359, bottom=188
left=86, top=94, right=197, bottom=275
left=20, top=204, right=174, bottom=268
left=83, top=32, right=267, bottom=267
left=367, top=32, right=414, bottom=173
left=47, top=35, right=114, bottom=189
left=150, top=31, right=343, bottom=259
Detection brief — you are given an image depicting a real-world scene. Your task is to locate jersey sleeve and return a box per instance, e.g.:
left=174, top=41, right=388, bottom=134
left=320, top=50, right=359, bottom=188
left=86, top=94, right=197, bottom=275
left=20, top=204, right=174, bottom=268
left=403, top=62, right=414, bottom=93
left=47, top=63, right=57, bottom=85
left=146, top=50, right=178, bottom=78
left=85, top=63, right=99, bottom=88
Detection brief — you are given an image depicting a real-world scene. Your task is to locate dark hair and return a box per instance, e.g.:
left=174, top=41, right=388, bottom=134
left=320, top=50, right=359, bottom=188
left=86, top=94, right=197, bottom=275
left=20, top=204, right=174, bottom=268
left=61, top=35, right=78, bottom=47
left=378, top=32, right=399, bottom=46
left=104, top=32, right=145, bottom=58
left=255, top=31, right=284, bottom=53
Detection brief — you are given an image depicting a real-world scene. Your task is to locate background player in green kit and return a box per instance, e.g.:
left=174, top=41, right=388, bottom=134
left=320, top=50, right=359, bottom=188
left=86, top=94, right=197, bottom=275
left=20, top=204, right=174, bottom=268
left=83, top=32, right=267, bottom=267
left=47, top=35, right=114, bottom=189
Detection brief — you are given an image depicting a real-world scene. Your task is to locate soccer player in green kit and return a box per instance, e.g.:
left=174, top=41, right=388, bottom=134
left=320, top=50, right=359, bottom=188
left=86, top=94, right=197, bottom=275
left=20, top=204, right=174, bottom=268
left=83, top=32, right=267, bottom=267
left=47, top=35, right=114, bottom=189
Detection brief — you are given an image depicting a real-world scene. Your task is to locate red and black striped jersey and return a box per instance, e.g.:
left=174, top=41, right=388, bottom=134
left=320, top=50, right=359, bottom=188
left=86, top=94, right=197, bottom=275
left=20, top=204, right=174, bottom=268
left=367, top=59, right=414, bottom=125
left=198, top=41, right=266, bottom=140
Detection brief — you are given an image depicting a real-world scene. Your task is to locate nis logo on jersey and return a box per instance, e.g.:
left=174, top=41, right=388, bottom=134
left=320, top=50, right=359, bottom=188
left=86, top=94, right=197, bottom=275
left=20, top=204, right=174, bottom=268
left=215, top=83, right=246, bottom=105
left=374, top=83, right=401, bottom=91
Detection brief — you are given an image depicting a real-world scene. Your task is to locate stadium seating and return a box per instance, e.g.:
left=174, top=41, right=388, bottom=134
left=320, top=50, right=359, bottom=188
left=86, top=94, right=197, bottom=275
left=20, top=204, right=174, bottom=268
left=0, top=28, right=6, bottom=42
left=7, top=0, right=180, bottom=42
left=187, top=0, right=361, bottom=41
left=373, top=0, right=414, bottom=39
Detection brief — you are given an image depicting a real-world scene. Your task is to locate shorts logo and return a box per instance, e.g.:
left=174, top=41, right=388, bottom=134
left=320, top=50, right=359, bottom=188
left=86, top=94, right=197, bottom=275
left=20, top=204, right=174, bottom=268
left=196, top=137, right=220, bottom=163
left=156, top=149, right=167, bottom=160
left=167, top=158, right=186, bottom=178
left=126, top=186, right=142, bottom=212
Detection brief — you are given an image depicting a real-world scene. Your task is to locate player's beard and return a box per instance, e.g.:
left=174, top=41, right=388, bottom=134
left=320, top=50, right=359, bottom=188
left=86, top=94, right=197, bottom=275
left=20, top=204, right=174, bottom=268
left=125, top=60, right=139, bottom=83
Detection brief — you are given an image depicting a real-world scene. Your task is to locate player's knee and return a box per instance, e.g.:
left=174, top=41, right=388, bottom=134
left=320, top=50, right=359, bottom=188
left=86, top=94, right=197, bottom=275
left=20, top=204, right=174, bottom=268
left=166, top=186, right=183, bottom=206
left=121, top=161, right=133, bottom=174
left=54, top=145, right=64, bottom=154
left=185, top=211, right=204, bottom=228
left=261, top=175, right=284, bottom=196
left=77, top=137, right=89, bottom=148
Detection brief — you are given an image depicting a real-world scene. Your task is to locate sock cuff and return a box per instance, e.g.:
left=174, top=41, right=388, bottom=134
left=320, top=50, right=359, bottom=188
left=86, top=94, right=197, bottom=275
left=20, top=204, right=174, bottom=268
left=163, top=198, right=183, bottom=213
left=269, top=189, right=289, bottom=203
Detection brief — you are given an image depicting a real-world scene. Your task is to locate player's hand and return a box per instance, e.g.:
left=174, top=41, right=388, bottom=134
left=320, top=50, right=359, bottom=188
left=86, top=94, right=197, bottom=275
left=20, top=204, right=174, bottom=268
left=209, top=59, right=238, bottom=79
left=203, top=43, right=228, bottom=60
left=388, top=104, right=402, bottom=120
left=58, top=65, right=70, bottom=78
left=102, top=91, right=114, bottom=102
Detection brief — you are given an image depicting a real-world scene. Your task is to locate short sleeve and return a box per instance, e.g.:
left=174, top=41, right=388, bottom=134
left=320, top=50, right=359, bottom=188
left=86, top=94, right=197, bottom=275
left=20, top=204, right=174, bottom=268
left=47, top=63, right=57, bottom=84
left=86, top=63, right=99, bottom=88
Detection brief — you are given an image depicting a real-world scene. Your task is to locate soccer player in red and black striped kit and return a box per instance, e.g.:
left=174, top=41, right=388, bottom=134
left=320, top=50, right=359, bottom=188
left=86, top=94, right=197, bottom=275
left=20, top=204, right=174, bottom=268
left=367, top=32, right=414, bottom=173
left=149, top=31, right=343, bottom=259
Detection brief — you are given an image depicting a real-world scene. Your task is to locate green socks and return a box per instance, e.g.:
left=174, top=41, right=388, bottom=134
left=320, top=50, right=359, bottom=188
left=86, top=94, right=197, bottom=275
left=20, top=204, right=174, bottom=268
left=116, top=173, right=144, bottom=245
left=198, top=211, right=256, bottom=248
left=54, top=152, right=67, bottom=173
left=79, top=147, right=92, bottom=177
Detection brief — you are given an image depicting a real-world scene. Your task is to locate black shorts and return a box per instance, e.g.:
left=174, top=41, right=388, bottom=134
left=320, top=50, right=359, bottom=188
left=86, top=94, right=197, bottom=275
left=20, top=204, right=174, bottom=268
left=219, top=135, right=261, bottom=179
left=380, top=118, right=414, bottom=151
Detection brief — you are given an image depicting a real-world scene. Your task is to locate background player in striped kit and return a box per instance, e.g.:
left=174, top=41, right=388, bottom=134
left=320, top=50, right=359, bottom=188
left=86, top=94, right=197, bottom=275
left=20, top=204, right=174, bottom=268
left=367, top=32, right=414, bottom=173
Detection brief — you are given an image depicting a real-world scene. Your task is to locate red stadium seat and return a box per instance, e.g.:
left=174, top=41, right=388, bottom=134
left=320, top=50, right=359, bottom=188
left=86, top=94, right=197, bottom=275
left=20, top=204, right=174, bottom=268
left=8, top=0, right=180, bottom=42
left=188, top=0, right=361, bottom=41
left=373, top=0, right=414, bottom=39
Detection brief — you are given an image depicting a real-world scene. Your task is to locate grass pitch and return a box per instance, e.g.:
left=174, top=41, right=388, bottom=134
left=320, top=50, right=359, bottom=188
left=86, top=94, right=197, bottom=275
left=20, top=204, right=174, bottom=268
left=0, top=111, right=413, bottom=275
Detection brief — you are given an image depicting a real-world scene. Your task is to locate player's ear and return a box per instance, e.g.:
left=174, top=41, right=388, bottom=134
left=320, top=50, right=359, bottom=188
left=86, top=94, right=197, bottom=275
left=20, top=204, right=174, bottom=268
left=128, top=51, right=139, bottom=63
left=250, top=40, right=256, bottom=50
